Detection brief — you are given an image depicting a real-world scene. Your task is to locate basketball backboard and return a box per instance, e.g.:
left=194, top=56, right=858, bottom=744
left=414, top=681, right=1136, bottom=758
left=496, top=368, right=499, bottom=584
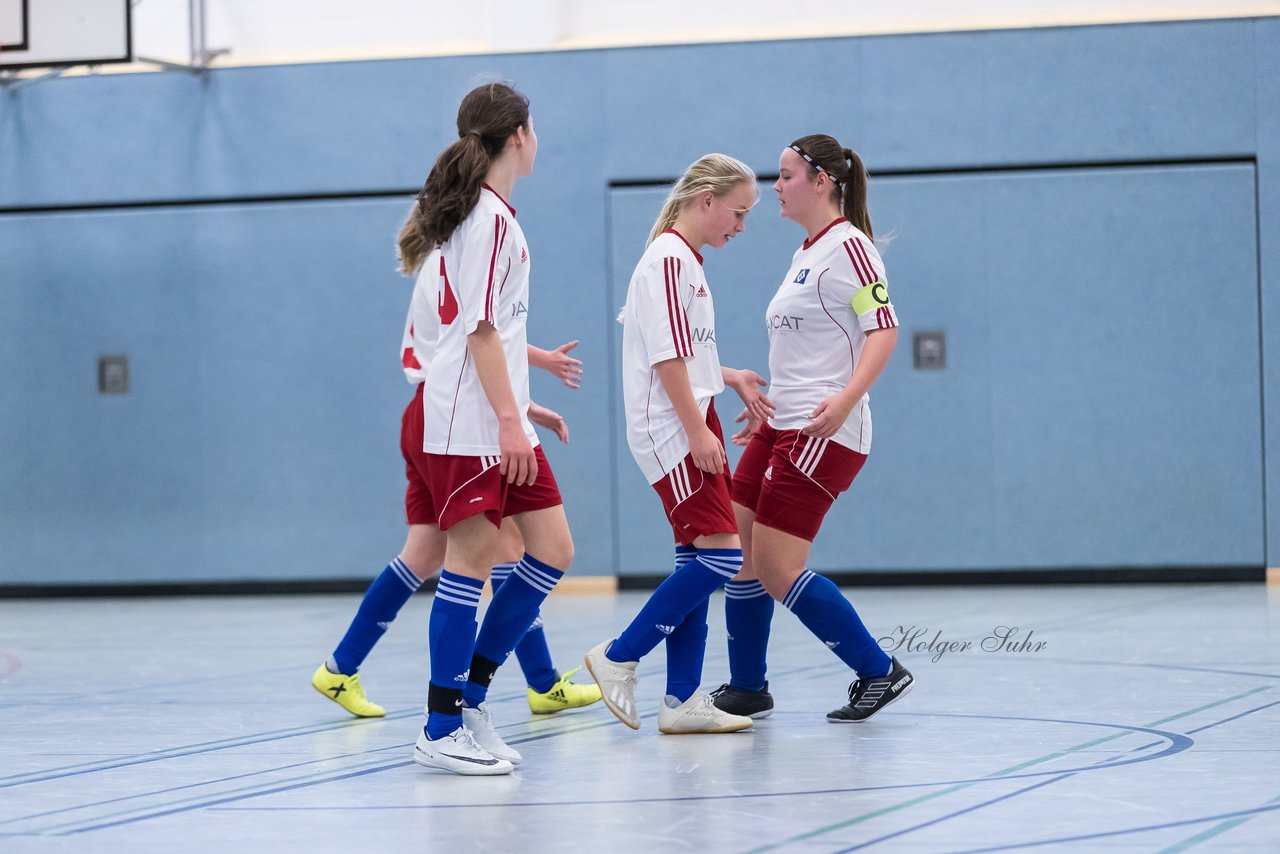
left=0, top=0, right=131, bottom=70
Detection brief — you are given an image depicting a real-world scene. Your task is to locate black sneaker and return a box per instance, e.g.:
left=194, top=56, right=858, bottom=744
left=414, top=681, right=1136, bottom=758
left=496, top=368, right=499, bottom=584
left=710, top=681, right=774, bottom=719
left=826, top=658, right=914, bottom=723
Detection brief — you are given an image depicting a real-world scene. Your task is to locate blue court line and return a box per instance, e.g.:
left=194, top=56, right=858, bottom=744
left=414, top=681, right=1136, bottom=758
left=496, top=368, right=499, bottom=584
left=44, top=712, right=640, bottom=836
left=1002, top=656, right=1280, bottom=681
left=0, top=695, right=604, bottom=832
left=818, top=697, right=1280, bottom=852
left=0, top=685, right=525, bottom=789
left=740, top=686, right=1269, bottom=853
left=0, top=744, right=407, bottom=828
left=1104, top=697, right=1280, bottom=755
left=831, top=773, right=1078, bottom=853
left=213, top=713, right=1192, bottom=814
left=1156, top=793, right=1280, bottom=853
left=945, top=803, right=1280, bottom=852
left=0, top=647, right=839, bottom=790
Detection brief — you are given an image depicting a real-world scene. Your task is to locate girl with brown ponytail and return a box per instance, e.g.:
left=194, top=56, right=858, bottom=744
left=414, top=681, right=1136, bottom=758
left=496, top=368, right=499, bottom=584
left=408, top=82, right=578, bottom=776
left=709, top=135, right=916, bottom=725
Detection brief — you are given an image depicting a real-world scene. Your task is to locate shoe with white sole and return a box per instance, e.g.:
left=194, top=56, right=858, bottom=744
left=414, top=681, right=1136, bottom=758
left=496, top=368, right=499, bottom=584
left=658, top=692, right=754, bottom=734
left=461, top=703, right=522, bottom=765
left=826, top=657, right=915, bottom=723
left=413, top=726, right=514, bottom=776
left=584, top=639, right=640, bottom=729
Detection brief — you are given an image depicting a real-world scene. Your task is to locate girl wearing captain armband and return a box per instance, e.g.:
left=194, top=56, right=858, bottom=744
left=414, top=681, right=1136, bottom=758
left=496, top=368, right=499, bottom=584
left=709, top=134, right=915, bottom=724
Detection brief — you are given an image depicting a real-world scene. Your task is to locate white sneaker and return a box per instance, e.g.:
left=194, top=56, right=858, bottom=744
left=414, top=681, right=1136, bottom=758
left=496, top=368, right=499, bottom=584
left=413, top=726, right=514, bottom=776
left=584, top=639, right=641, bottom=729
left=658, top=692, right=754, bottom=734
left=462, top=704, right=522, bottom=765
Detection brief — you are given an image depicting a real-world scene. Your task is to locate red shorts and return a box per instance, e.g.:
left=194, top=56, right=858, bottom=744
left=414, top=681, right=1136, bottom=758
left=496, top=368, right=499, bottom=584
left=651, top=402, right=738, bottom=546
left=426, top=444, right=563, bottom=531
left=731, top=423, right=867, bottom=542
left=401, top=384, right=438, bottom=526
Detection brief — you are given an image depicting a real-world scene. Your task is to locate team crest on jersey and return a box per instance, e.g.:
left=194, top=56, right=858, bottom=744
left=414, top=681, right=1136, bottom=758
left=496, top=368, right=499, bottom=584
left=794, top=268, right=810, bottom=284
left=695, top=284, right=708, bottom=298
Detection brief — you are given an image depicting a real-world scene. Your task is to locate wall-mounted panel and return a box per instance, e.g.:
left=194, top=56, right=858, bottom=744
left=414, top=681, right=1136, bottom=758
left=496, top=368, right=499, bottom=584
left=607, top=162, right=1263, bottom=575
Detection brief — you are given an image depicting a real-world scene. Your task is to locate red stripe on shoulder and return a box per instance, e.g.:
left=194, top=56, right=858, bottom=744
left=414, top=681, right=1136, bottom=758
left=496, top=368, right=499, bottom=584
left=842, top=239, right=872, bottom=286
left=850, top=238, right=880, bottom=282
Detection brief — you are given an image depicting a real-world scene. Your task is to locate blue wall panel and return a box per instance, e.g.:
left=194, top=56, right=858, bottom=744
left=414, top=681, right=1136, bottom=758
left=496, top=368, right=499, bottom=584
left=982, top=165, right=1262, bottom=567
left=607, top=164, right=1263, bottom=575
left=1, top=17, right=1276, bottom=585
left=1257, top=17, right=1280, bottom=568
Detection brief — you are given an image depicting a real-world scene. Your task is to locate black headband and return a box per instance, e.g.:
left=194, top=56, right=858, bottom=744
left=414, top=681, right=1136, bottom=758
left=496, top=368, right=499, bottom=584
left=789, top=144, right=843, bottom=186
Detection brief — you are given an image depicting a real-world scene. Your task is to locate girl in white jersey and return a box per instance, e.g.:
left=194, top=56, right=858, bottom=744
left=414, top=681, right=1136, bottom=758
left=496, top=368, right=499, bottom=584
left=585, top=154, right=774, bottom=735
left=710, top=135, right=915, bottom=724
left=396, top=83, right=576, bottom=776
left=308, top=245, right=600, bottom=721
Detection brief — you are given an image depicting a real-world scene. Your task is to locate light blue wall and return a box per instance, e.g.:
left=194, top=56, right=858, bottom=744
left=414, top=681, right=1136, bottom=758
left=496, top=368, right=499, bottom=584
left=1, top=18, right=1275, bottom=584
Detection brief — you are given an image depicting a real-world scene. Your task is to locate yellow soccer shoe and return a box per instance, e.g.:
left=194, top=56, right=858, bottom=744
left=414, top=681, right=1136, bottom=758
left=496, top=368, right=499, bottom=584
left=311, top=664, right=386, bottom=718
left=528, top=666, right=603, bottom=715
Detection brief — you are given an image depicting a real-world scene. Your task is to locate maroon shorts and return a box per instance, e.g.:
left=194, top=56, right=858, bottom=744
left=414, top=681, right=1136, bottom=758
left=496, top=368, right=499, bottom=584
left=731, top=423, right=867, bottom=542
left=426, top=444, right=563, bottom=531
left=401, top=384, right=438, bottom=526
left=651, top=403, right=738, bottom=546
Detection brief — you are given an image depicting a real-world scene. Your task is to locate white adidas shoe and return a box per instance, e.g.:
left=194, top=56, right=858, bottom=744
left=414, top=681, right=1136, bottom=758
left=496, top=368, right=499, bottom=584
left=658, top=692, right=754, bottom=734
left=584, top=639, right=640, bottom=729
left=462, top=703, right=522, bottom=765
left=413, top=726, right=514, bottom=776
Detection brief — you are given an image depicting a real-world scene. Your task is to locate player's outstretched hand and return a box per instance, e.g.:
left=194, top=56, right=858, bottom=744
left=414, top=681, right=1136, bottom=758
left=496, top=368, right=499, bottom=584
left=726, top=367, right=775, bottom=424
left=730, top=408, right=761, bottom=446
left=690, top=423, right=727, bottom=474
left=542, top=340, right=584, bottom=389
left=499, top=421, right=538, bottom=485
left=802, top=393, right=855, bottom=438
left=528, top=401, right=570, bottom=444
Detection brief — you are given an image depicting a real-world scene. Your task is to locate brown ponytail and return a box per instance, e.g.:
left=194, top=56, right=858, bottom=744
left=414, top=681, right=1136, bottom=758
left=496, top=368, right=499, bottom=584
left=789, top=134, right=874, bottom=240
left=840, top=147, right=873, bottom=240
left=397, top=83, right=530, bottom=274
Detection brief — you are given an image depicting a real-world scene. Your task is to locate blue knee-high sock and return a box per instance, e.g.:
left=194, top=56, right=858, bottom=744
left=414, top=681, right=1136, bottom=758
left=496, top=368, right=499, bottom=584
left=724, top=579, right=774, bottom=692
left=491, top=561, right=558, bottom=694
left=462, top=554, right=565, bottom=707
left=783, top=570, right=891, bottom=677
left=664, top=545, right=706, bottom=702
left=425, top=570, right=484, bottom=740
left=330, top=557, right=423, bottom=675
left=609, top=548, right=741, bottom=663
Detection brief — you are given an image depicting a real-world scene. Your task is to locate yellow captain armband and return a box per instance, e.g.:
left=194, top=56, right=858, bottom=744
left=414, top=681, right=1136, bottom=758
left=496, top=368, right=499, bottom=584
left=851, top=280, right=890, bottom=317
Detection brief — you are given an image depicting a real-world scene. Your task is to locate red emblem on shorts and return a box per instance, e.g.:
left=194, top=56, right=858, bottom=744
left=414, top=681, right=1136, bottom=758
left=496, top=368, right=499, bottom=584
left=521, top=246, right=528, bottom=263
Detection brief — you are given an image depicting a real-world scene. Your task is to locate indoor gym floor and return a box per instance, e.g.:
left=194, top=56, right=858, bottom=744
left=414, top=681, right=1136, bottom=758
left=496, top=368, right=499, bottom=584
left=1, top=581, right=1277, bottom=852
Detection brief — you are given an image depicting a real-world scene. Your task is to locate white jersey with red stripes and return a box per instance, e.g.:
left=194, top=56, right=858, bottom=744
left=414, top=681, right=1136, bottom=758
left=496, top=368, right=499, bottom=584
left=400, top=248, right=440, bottom=386
left=621, top=229, right=724, bottom=484
left=765, top=217, right=899, bottom=454
left=423, top=186, right=538, bottom=456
